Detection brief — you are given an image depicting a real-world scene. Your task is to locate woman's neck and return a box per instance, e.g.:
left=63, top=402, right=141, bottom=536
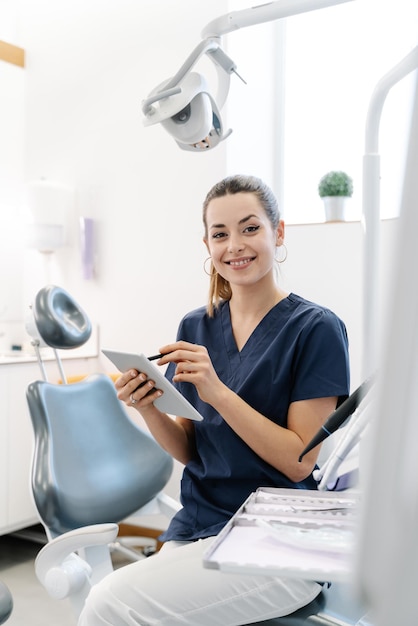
left=228, top=283, right=288, bottom=351
left=229, top=277, right=287, bottom=316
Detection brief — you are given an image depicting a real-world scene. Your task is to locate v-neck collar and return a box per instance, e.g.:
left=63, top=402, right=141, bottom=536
left=220, top=295, right=292, bottom=368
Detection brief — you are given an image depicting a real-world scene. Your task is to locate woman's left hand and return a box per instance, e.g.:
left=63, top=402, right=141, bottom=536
left=157, top=341, right=225, bottom=405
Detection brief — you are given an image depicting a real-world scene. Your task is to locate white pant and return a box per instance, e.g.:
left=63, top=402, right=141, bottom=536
left=77, top=537, right=322, bottom=626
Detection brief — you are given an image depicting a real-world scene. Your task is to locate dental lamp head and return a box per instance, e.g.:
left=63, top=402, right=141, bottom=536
left=143, top=71, right=231, bottom=151
left=142, top=38, right=236, bottom=152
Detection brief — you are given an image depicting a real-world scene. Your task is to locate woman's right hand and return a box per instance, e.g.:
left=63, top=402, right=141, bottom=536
left=115, top=369, right=163, bottom=410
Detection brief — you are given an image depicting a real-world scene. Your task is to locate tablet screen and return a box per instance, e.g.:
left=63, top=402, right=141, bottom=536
left=102, top=349, right=203, bottom=421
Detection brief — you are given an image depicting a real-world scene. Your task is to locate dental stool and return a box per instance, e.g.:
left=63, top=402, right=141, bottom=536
left=0, top=582, right=12, bottom=624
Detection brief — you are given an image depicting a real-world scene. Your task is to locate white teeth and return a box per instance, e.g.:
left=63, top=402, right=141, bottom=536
left=230, top=259, right=251, bottom=266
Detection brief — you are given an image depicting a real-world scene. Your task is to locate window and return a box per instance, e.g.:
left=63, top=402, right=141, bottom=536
left=226, top=0, right=417, bottom=223
left=283, top=0, right=417, bottom=223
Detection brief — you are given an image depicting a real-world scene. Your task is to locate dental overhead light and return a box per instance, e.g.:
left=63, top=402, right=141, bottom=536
left=142, top=0, right=354, bottom=151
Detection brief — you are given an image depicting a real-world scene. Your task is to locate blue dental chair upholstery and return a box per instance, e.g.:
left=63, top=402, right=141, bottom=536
left=0, top=582, right=12, bottom=624
left=27, top=373, right=174, bottom=539
left=25, top=285, right=179, bottom=617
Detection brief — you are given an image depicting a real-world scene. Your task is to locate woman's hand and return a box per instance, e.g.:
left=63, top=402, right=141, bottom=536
left=114, top=353, right=197, bottom=465
left=115, top=369, right=162, bottom=410
left=158, top=341, right=226, bottom=405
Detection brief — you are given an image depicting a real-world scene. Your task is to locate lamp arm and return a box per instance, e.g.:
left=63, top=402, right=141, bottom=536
left=365, top=45, right=418, bottom=154
left=164, top=38, right=222, bottom=91
left=201, top=0, right=354, bottom=38
left=362, top=44, right=418, bottom=378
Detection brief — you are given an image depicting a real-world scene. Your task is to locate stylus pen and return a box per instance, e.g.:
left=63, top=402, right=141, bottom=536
left=148, top=351, right=174, bottom=361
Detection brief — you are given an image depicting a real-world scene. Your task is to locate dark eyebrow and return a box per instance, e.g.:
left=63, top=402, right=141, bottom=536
left=209, top=214, right=258, bottom=230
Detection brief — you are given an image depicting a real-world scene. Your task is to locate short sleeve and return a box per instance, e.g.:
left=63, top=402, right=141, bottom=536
left=290, top=308, right=350, bottom=405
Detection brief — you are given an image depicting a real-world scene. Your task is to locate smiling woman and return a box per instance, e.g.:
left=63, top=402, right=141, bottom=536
left=81, top=174, right=350, bottom=626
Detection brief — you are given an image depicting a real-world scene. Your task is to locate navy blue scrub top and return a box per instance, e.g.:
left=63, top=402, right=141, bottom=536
left=160, top=293, right=350, bottom=542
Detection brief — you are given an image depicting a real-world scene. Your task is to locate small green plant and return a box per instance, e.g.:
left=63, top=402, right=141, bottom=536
left=318, top=171, right=353, bottom=198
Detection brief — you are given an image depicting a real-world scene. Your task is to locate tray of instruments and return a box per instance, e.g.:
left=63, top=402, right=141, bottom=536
left=203, top=487, right=360, bottom=583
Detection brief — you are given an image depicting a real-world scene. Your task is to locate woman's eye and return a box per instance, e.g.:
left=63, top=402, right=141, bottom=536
left=212, top=232, right=227, bottom=239
left=244, top=225, right=260, bottom=233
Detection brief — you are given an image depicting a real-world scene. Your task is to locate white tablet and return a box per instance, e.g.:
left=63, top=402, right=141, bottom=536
left=102, top=349, right=203, bottom=421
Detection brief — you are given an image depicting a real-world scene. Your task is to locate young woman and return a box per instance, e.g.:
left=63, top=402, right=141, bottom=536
left=78, top=175, right=350, bottom=626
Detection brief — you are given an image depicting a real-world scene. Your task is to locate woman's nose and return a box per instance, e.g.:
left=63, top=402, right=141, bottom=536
left=228, top=235, right=244, bottom=253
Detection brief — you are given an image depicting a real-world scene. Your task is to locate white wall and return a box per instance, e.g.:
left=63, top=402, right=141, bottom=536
left=18, top=0, right=229, bottom=359
left=283, top=219, right=398, bottom=390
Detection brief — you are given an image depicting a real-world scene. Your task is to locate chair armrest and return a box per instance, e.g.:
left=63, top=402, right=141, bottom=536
left=156, top=492, right=182, bottom=518
left=35, top=523, right=119, bottom=599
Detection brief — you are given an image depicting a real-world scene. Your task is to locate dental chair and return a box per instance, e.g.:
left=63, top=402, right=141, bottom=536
left=25, top=285, right=179, bottom=617
left=0, top=582, right=12, bottom=624
left=27, top=285, right=371, bottom=624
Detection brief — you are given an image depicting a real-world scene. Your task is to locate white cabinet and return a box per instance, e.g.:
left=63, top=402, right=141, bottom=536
left=0, top=356, right=100, bottom=535
left=7, top=365, right=38, bottom=529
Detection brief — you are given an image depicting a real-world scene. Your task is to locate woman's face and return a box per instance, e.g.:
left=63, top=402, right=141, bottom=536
left=204, top=192, right=284, bottom=289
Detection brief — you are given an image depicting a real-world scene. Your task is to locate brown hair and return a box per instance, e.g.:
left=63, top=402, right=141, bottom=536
left=203, top=175, right=281, bottom=316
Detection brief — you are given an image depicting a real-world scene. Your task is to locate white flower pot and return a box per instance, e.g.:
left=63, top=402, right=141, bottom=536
left=322, top=196, right=349, bottom=222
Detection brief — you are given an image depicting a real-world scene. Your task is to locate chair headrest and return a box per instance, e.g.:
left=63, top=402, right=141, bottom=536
left=32, top=285, right=92, bottom=350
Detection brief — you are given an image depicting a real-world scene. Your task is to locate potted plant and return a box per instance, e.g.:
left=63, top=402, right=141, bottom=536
left=318, top=170, right=353, bottom=222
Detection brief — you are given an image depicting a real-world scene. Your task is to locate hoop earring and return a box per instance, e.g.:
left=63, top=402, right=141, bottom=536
left=203, top=257, right=216, bottom=276
left=276, top=244, right=288, bottom=264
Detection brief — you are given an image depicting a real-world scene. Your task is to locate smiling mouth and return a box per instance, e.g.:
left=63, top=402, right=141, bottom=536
left=226, top=257, right=255, bottom=267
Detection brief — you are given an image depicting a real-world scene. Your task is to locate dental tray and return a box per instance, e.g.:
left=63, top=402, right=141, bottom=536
left=203, top=487, right=360, bottom=583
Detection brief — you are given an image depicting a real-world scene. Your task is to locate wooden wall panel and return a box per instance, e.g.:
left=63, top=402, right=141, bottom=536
left=0, top=40, right=25, bottom=67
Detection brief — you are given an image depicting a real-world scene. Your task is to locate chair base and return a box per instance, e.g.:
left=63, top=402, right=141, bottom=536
left=118, top=523, right=164, bottom=552
left=110, top=523, right=165, bottom=564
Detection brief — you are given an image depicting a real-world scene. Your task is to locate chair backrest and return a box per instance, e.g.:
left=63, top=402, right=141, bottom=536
left=26, top=373, right=173, bottom=538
